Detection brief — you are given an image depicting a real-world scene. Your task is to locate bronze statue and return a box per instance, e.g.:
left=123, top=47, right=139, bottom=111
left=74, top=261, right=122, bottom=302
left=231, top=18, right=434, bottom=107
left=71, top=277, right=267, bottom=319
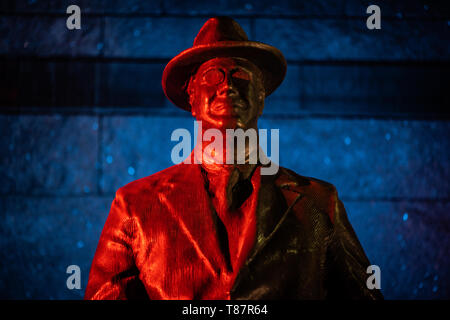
left=85, top=17, right=383, bottom=300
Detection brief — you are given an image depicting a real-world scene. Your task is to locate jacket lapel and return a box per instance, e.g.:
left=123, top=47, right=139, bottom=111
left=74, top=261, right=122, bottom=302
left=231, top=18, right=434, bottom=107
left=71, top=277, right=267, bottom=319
left=157, top=162, right=229, bottom=278
left=230, top=166, right=305, bottom=294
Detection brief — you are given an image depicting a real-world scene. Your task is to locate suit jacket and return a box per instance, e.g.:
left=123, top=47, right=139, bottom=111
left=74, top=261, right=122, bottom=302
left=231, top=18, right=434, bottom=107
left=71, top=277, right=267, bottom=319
left=85, top=162, right=383, bottom=300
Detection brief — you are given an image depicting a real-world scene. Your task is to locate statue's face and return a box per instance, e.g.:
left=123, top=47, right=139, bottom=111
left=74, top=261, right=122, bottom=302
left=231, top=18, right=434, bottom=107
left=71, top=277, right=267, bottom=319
left=188, top=57, right=264, bottom=130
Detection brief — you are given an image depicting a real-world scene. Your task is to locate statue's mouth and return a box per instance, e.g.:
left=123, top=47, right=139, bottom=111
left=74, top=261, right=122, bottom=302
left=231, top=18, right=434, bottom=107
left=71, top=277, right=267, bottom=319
left=210, top=99, right=247, bottom=116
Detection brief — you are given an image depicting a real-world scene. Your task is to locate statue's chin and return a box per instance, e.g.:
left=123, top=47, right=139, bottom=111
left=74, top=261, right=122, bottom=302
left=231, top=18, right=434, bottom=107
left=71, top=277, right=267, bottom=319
left=207, top=116, right=239, bottom=130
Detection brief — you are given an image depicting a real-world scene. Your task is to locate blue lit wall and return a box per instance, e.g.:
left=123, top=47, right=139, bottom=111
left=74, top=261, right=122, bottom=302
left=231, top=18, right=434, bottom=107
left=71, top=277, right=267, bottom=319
left=1, top=0, right=449, bottom=299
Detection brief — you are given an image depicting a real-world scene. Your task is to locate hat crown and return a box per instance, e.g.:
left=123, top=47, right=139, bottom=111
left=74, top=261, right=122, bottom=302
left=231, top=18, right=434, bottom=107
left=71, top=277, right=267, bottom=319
left=193, top=17, right=249, bottom=46
left=162, top=16, right=286, bottom=111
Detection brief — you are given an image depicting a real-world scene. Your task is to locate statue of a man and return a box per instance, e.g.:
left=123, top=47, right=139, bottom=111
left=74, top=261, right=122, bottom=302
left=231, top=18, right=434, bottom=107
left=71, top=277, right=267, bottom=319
left=85, top=17, right=383, bottom=300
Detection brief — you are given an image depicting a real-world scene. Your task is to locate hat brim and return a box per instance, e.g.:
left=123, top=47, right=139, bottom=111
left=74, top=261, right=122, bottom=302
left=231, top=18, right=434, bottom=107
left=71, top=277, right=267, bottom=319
left=162, top=41, right=287, bottom=111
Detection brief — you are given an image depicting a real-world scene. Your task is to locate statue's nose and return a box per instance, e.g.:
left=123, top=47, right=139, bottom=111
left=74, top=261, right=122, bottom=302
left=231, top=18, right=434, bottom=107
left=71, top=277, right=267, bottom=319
left=217, top=80, right=238, bottom=98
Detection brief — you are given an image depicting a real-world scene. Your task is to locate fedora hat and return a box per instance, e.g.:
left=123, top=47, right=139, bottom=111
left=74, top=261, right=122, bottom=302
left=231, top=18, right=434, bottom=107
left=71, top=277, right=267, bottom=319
left=162, top=16, right=287, bottom=111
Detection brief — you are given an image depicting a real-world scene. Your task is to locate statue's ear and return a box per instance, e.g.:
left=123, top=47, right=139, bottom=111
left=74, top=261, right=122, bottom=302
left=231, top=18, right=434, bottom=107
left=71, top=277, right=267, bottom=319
left=258, top=90, right=265, bottom=116
left=186, top=77, right=196, bottom=116
left=189, top=93, right=196, bottom=116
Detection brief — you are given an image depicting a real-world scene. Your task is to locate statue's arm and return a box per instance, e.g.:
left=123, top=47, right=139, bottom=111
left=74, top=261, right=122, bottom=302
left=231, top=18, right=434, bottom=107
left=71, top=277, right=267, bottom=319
left=84, top=190, right=148, bottom=300
left=325, top=191, right=384, bottom=300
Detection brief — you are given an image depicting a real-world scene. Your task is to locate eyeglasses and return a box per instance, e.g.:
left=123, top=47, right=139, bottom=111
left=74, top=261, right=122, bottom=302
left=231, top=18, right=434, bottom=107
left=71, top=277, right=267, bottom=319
left=201, top=67, right=251, bottom=86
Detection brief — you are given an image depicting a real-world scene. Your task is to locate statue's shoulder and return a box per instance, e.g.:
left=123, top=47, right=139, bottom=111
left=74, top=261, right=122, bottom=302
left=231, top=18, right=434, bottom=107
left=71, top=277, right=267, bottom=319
left=277, top=166, right=339, bottom=211
left=278, top=166, right=337, bottom=193
left=276, top=166, right=341, bottom=223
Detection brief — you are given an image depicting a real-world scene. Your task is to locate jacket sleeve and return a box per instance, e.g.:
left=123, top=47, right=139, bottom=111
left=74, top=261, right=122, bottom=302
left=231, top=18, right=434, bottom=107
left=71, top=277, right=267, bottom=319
left=325, top=190, right=384, bottom=300
left=84, top=189, right=148, bottom=299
